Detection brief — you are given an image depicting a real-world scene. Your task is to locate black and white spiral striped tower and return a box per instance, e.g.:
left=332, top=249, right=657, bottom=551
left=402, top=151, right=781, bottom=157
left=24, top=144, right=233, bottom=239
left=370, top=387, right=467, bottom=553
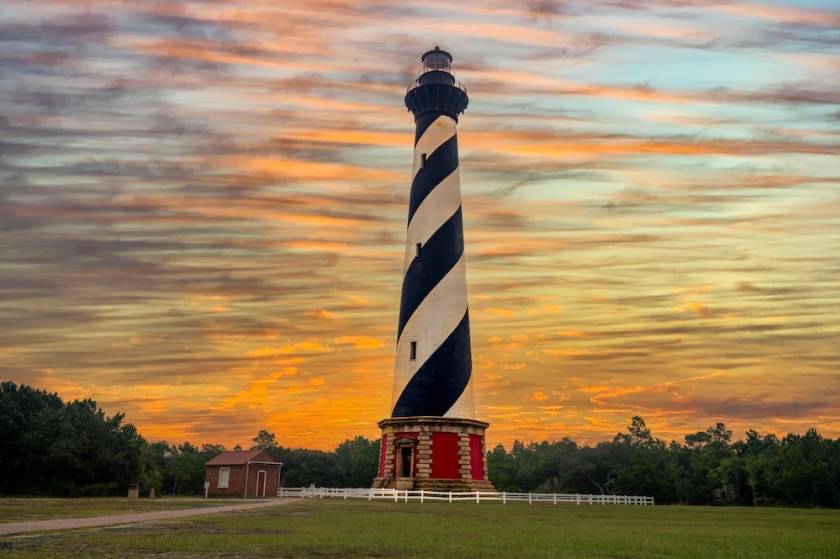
left=375, top=48, right=492, bottom=491
left=392, top=47, right=473, bottom=419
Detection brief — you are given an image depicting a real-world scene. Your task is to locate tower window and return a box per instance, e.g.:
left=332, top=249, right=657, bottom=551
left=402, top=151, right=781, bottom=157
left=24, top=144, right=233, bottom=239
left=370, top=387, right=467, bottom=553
left=415, top=242, right=422, bottom=259
left=420, top=153, right=427, bottom=169
left=410, top=341, right=417, bottom=361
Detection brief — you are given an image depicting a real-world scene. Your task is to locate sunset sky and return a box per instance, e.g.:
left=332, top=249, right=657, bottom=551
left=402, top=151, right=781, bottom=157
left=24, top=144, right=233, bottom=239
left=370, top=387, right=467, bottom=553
left=2, top=0, right=839, bottom=450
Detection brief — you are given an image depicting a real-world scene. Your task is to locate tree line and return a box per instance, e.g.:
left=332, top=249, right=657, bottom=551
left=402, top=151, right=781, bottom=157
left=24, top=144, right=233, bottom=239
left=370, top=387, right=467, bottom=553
left=487, top=416, right=840, bottom=507
left=2, top=382, right=838, bottom=506
left=0, top=382, right=378, bottom=496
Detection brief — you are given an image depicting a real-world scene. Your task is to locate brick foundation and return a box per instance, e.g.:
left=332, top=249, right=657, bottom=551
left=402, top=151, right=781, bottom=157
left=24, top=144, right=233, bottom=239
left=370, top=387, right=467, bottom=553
left=373, top=417, right=495, bottom=492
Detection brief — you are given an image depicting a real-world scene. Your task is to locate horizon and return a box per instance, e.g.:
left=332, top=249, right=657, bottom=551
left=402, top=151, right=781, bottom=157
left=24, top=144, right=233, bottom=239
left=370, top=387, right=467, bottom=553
left=2, top=0, right=839, bottom=452
left=8, top=380, right=830, bottom=452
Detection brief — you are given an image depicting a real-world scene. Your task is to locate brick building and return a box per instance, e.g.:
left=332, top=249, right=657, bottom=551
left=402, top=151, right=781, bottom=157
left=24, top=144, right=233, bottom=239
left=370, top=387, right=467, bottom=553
left=204, top=450, right=282, bottom=498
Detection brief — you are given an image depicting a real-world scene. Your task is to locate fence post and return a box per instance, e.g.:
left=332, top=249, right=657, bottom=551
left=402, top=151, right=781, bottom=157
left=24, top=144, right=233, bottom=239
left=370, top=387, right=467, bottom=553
left=368, top=488, right=372, bottom=501
left=476, top=491, right=480, bottom=504
left=344, top=488, right=347, bottom=500
left=503, top=491, right=506, bottom=504
left=528, top=493, right=532, bottom=505
left=420, top=490, right=424, bottom=504
left=449, top=491, right=452, bottom=503
left=553, top=493, right=557, bottom=505
left=576, top=493, right=580, bottom=506
left=394, top=489, right=399, bottom=503
left=405, top=490, right=408, bottom=503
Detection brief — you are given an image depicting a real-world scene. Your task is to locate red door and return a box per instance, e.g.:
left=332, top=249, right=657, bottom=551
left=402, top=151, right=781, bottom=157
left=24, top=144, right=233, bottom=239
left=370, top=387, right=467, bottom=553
left=256, top=470, right=267, bottom=497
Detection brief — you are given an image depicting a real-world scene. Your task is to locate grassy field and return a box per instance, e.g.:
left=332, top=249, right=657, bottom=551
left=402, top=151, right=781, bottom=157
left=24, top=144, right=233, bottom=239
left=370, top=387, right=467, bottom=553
left=0, top=498, right=232, bottom=523
left=2, top=499, right=839, bottom=558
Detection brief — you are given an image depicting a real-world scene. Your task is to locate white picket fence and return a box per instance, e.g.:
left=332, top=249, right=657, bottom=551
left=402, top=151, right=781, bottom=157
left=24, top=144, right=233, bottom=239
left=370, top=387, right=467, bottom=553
left=278, top=486, right=654, bottom=506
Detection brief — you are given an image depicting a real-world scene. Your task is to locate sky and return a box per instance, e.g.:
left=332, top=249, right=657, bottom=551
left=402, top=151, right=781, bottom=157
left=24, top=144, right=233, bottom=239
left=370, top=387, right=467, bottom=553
left=1, top=0, right=839, bottom=451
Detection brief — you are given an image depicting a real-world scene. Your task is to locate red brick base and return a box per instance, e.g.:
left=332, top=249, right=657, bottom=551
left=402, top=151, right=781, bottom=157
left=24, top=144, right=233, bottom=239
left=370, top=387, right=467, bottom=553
left=373, top=417, right=495, bottom=492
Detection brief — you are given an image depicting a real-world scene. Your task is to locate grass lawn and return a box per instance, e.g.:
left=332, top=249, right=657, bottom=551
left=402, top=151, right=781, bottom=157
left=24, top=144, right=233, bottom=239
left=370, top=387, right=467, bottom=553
left=0, top=498, right=235, bottom=523
left=2, top=499, right=839, bottom=558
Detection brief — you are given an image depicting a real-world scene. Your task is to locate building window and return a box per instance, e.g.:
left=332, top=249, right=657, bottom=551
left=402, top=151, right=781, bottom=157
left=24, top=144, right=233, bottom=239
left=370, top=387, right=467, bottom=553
left=410, top=341, right=417, bottom=361
left=415, top=242, right=422, bottom=259
left=218, top=467, right=230, bottom=489
left=420, top=153, right=427, bottom=169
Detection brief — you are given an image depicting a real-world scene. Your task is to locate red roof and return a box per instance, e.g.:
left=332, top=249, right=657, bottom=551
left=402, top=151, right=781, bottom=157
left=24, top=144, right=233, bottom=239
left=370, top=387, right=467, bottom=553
left=205, top=450, right=277, bottom=466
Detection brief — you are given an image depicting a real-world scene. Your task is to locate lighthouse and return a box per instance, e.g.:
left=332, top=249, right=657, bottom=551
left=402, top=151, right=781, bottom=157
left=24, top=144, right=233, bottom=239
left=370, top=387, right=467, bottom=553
left=374, top=48, right=494, bottom=492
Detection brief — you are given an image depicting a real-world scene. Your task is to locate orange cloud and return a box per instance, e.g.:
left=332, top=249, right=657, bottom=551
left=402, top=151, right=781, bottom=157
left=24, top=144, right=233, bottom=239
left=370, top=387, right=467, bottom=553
left=247, top=340, right=332, bottom=358
left=334, top=336, right=385, bottom=349
left=229, top=156, right=400, bottom=183
left=532, top=388, right=550, bottom=402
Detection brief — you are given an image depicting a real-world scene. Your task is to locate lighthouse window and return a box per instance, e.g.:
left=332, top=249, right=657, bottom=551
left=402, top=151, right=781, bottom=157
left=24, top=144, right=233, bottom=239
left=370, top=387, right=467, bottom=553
left=415, top=242, right=422, bottom=259
left=420, top=153, right=427, bottom=169
left=410, top=341, right=417, bottom=360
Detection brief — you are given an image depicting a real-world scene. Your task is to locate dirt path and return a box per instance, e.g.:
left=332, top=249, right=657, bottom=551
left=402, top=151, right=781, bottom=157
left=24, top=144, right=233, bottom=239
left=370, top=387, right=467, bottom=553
left=0, top=499, right=295, bottom=536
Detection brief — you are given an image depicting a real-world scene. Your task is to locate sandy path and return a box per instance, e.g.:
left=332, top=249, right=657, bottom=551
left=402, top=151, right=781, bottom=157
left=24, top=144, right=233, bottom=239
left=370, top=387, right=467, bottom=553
left=0, top=499, right=295, bottom=536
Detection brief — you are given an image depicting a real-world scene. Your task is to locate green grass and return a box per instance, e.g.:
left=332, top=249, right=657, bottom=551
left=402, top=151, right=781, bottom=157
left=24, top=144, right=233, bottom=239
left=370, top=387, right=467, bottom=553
left=2, top=499, right=840, bottom=558
left=0, top=498, right=233, bottom=523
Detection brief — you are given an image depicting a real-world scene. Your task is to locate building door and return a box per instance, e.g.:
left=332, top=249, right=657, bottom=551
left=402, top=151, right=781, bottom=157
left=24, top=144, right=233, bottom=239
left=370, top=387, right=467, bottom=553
left=256, top=470, right=267, bottom=497
left=398, top=446, right=413, bottom=478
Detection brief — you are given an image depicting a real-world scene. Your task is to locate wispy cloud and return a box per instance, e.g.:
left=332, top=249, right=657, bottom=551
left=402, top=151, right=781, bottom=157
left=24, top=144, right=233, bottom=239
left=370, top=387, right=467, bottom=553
left=1, top=0, right=838, bottom=449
